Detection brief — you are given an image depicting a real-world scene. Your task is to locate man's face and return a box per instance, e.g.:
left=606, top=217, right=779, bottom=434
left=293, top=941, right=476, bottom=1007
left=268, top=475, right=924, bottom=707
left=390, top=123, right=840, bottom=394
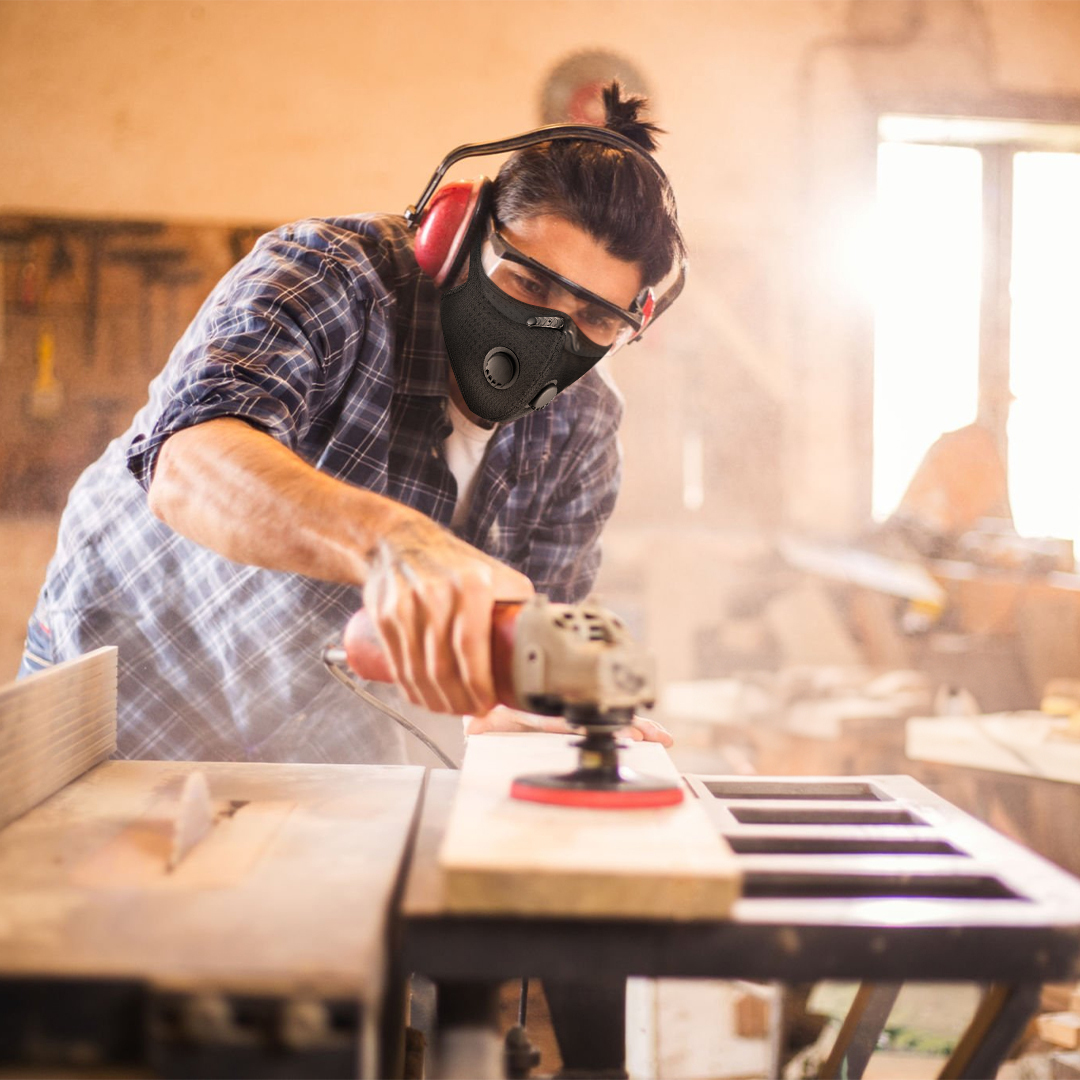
left=441, top=212, right=647, bottom=425
left=492, top=214, right=644, bottom=348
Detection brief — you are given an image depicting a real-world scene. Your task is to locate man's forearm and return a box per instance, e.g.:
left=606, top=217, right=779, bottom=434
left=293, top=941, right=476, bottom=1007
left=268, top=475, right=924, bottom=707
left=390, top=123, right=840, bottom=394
left=149, top=415, right=535, bottom=715
left=148, top=417, right=410, bottom=585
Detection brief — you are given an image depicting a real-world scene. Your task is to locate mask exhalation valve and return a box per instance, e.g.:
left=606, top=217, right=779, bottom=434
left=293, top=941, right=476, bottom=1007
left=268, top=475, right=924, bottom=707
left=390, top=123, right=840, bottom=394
left=483, top=347, right=519, bottom=389
left=483, top=347, right=520, bottom=390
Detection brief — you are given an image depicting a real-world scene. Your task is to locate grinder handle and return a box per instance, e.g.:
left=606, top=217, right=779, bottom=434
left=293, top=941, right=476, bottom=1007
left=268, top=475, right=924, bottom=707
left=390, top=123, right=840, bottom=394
left=341, top=601, right=523, bottom=710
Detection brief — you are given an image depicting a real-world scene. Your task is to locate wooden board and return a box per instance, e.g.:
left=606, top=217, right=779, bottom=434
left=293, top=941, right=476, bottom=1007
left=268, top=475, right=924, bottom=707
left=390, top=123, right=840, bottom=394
left=906, top=714, right=1080, bottom=784
left=778, top=535, right=946, bottom=605
left=436, top=733, right=741, bottom=919
left=0, top=646, right=117, bottom=830
left=0, top=758, right=424, bottom=1003
left=1038, top=1011, right=1080, bottom=1049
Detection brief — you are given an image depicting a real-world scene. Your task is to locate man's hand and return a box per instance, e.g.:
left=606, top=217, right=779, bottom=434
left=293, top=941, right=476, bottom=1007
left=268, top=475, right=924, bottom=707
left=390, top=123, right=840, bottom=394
left=363, top=516, right=533, bottom=717
left=464, top=705, right=674, bottom=747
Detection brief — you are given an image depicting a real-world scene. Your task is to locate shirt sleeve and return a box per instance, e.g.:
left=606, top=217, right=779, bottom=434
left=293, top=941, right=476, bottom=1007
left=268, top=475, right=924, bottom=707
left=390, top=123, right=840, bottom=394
left=126, top=228, right=367, bottom=489
left=519, top=395, right=623, bottom=605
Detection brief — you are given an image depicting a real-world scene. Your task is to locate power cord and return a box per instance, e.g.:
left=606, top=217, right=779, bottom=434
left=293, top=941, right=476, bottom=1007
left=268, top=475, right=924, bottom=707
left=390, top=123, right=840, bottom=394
left=321, top=644, right=459, bottom=769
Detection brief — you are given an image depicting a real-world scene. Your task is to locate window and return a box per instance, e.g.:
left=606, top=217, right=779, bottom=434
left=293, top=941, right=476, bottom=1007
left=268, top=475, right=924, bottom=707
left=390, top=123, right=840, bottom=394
left=1009, top=151, right=1080, bottom=545
left=872, top=114, right=1080, bottom=548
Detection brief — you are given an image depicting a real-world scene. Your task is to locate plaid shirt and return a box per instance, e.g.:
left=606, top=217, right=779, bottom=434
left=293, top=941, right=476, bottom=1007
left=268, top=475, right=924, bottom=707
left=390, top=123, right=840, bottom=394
left=29, top=214, right=623, bottom=763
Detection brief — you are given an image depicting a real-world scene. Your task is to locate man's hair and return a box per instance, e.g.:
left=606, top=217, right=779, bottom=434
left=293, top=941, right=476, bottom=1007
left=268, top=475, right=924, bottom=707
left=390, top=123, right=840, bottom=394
left=492, top=82, right=685, bottom=289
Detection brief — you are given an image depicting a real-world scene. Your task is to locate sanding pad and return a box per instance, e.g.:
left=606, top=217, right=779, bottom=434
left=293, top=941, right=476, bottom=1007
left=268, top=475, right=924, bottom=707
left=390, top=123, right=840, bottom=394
left=510, top=769, right=684, bottom=809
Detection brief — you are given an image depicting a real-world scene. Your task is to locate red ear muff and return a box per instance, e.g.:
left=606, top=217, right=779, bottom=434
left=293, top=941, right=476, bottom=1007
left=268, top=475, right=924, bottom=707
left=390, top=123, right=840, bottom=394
left=414, top=178, right=491, bottom=287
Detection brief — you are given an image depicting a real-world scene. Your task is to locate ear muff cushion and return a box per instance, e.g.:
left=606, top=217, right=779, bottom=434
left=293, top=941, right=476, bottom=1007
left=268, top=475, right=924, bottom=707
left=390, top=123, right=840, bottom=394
left=414, top=178, right=491, bottom=287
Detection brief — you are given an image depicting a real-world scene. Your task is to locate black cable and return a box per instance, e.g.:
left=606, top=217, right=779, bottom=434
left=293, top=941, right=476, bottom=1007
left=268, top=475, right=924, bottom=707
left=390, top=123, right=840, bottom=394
left=321, top=645, right=459, bottom=769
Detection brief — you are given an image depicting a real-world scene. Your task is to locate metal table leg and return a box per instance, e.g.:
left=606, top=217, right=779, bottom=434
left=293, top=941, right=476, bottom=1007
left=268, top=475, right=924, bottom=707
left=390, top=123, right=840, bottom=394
left=938, top=982, right=1042, bottom=1080
left=818, top=982, right=901, bottom=1079
left=544, top=975, right=627, bottom=1078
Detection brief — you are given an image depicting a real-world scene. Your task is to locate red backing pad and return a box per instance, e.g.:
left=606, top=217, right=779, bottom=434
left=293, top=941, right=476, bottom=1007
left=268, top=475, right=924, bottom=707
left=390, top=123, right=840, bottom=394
left=510, top=779, right=684, bottom=809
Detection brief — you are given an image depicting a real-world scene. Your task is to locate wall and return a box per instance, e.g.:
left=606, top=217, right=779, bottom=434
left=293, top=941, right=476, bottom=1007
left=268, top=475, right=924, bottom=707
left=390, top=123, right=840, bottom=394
left=3, top=0, right=1080, bottom=683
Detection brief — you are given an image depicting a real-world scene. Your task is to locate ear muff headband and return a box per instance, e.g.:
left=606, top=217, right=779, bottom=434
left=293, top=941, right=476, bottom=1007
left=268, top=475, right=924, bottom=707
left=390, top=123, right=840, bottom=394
left=405, top=124, right=679, bottom=225
left=406, top=124, right=685, bottom=329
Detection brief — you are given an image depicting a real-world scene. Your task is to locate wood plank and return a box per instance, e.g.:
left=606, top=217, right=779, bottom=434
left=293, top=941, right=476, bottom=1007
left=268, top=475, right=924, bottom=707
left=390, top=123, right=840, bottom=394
left=779, top=535, right=946, bottom=604
left=907, top=714, right=1080, bottom=784
left=0, top=759, right=425, bottom=1003
left=0, top=647, right=116, bottom=830
left=733, top=986, right=772, bottom=1038
left=1039, top=1012, right=1080, bottom=1050
left=437, top=733, right=741, bottom=919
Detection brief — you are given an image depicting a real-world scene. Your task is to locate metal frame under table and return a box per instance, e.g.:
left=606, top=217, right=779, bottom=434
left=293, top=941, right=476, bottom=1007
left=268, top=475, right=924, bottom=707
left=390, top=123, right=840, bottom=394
left=400, top=772, right=1080, bottom=1079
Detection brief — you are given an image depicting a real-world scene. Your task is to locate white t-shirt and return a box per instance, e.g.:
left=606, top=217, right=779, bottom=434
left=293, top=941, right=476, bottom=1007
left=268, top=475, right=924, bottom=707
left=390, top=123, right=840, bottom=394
left=444, top=399, right=498, bottom=528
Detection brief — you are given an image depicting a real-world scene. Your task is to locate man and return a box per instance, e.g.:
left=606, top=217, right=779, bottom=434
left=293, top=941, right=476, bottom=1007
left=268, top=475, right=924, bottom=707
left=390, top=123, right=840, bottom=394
left=20, top=84, right=685, bottom=763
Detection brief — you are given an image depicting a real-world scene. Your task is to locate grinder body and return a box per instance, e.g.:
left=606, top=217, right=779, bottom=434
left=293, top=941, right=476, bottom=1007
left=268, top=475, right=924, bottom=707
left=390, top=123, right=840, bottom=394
left=340, top=594, right=680, bottom=808
left=342, top=595, right=655, bottom=720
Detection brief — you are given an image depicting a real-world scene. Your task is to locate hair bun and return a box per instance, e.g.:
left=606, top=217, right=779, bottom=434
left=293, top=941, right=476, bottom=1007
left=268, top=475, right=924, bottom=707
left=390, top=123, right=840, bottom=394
left=602, top=80, right=664, bottom=153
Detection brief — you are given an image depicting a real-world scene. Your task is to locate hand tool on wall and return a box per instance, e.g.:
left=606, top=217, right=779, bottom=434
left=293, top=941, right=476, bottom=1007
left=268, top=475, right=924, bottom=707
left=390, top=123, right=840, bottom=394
left=28, top=326, right=63, bottom=421
left=2, top=215, right=164, bottom=365
left=325, top=596, right=683, bottom=808
left=76, top=220, right=162, bottom=365
left=107, top=246, right=190, bottom=368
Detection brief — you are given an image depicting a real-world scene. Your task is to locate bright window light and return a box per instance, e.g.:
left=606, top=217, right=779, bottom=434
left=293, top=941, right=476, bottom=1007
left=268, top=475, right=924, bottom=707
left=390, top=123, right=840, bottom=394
left=1009, top=151, right=1080, bottom=546
left=872, top=143, right=983, bottom=521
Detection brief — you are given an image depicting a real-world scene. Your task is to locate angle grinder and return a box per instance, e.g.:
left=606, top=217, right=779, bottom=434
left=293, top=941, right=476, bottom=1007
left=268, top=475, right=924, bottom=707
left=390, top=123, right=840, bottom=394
left=337, top=595, right=683, bottom=809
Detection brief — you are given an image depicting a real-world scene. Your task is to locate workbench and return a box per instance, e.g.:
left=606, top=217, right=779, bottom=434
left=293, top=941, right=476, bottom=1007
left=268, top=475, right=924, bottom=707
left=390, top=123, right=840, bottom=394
left=0, top=758, right=426, bottom=1079
left=402, top=770, right=1080, bottom=1079
left=5, top=678, right=1080, bottom=1079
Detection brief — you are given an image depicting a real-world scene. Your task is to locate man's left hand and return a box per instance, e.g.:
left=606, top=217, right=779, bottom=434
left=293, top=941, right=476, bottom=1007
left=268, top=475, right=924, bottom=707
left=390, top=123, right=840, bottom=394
left=463, top=706, right=673, bottom=747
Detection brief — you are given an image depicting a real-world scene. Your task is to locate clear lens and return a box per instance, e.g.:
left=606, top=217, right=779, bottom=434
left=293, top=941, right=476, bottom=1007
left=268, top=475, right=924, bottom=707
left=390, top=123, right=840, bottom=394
left=592, top=319, right=637, bottom=358
left=480, top=230, right=640, bottom=350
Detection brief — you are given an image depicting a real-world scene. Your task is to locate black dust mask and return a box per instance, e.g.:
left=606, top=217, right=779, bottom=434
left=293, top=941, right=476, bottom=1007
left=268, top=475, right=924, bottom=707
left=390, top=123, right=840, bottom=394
left=440, top=233, right=608, bottom=424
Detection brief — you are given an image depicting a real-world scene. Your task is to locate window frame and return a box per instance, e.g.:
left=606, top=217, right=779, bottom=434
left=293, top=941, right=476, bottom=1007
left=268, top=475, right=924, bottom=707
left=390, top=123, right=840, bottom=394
left=858, top=92, right=1080, bottom=524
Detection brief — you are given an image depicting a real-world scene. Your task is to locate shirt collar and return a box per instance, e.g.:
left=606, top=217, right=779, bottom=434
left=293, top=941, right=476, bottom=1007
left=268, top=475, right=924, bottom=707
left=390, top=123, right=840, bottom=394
left=393, top=265, right=454, bottom=399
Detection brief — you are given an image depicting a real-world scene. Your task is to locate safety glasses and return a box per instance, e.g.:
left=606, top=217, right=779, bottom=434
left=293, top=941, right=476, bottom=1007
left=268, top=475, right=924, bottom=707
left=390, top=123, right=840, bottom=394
left=480, top=221, right=648, bottom=355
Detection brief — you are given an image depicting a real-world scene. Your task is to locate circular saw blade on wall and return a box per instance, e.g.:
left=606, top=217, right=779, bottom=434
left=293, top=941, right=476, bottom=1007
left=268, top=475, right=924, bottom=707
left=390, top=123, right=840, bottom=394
left=540, top=49, right=652, bottom=125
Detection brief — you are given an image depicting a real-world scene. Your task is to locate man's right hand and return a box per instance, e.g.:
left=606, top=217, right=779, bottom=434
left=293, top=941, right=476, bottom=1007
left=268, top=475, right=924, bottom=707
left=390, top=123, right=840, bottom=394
left=362, top=513, right=534, bottom=716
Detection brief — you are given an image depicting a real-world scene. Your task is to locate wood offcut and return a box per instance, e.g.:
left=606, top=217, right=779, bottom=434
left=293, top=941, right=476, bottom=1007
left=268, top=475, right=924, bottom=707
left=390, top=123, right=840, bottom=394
left=437, top=732, right=741, bottom=919
left=0, top=647, right=117, bottom=830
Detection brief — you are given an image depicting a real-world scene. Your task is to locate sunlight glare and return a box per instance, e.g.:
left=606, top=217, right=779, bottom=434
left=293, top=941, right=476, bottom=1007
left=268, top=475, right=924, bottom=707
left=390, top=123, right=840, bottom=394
left=1009, top=151, right=1080, bottom=547
left=872, top=143, right=983, bottom=521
